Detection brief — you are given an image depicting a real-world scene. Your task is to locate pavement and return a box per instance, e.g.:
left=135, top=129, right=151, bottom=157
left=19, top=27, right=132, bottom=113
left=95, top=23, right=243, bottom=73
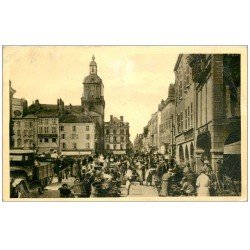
left=120, top=182, right=158, bottom=197
left=28, top=178, right=158, bottom=198
left=29, top=177, right=75, bottom=198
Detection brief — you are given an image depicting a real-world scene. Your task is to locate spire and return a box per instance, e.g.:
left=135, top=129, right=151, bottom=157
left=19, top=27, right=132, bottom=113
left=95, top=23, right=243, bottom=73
left=89, top=55, right=97, bottom=75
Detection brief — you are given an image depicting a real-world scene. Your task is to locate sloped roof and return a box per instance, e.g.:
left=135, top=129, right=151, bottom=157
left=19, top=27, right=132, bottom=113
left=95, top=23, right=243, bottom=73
left=65, top=105, right=83, bottom=114
left=60, top=112, right=93, bottom=123
left=83, top=74, right=102, bottom=84
left=112, top=117, right=121, bottom=123
left=28, top=103, right=60, bottom=117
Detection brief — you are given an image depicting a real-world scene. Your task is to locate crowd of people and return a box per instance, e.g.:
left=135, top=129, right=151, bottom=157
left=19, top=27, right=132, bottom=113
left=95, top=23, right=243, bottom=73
left=38, top=152, right=234, bottom=197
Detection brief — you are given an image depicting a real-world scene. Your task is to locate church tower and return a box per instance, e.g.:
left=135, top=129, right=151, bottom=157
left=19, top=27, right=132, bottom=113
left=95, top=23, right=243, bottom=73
left=81, top=55, right=105, bottom=153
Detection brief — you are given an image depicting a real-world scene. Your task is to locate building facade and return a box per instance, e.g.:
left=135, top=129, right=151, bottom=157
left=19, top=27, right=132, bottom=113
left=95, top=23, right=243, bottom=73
left=134, top=134, right=144, bottom=153
left=174, top=54, right=195, bottom=166
left=59, top=113, right=95, bottom=156
left=13, top=114, right=37, bottom=149
left=188, top=54, right=241, bottom=172
left=159, top=83, right=176, bottom=155
left=149, top=111, right=161, bottom=153
left=104, top=115, right=130, bottom=154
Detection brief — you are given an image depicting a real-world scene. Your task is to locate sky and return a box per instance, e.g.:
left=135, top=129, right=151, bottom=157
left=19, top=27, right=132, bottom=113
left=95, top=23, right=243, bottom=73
left=3, top=46, right=178, bottom=142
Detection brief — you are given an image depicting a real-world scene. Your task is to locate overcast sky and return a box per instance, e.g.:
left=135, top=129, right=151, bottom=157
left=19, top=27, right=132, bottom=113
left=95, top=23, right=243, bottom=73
left=4, top=46, right=178, bottom=142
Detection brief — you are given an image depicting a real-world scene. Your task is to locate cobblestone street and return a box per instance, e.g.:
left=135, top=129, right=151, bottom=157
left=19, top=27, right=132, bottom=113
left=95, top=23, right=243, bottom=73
left=120, top=182, right=158, bottom=197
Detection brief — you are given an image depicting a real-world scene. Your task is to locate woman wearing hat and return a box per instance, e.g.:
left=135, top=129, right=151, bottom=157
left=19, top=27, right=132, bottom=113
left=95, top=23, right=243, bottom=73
left=196, top=167, right=210, bottom=196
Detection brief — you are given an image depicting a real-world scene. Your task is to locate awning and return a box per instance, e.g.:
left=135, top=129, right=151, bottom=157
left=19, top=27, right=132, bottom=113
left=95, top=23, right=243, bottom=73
left=113, top=150, right=126, bottom=155
left=224, top=141, right=241, bottom=155
left=61, top=151, right=92, bottom=156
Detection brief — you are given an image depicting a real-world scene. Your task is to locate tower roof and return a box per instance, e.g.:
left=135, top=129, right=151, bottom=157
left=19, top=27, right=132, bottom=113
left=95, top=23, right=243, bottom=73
left=89, top=55, right=97, bottom=66
left=84, top=55, right=102, bottom=84
left=83, top=74, right=102, bottom=84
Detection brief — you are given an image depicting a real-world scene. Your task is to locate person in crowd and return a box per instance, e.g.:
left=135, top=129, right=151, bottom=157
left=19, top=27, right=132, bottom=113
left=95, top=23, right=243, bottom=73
left=160, top=168, right=173, bottom=196
left=125, top=166, right=133, bottom=195
left=136, top=160, right=143, bottom=185
left=196, top=167, right=210, bottom=196
left=180, top=177, right=195, bottom=196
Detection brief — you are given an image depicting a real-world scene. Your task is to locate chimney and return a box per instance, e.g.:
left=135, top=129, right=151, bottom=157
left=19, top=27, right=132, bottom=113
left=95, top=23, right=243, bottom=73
left=69, top=103, right=72, bottom=112
left=120, top=116, right=123, bottom=122
left=110, top=115, right=113, bottom=122
left=34, top=99, right=40, bottom=111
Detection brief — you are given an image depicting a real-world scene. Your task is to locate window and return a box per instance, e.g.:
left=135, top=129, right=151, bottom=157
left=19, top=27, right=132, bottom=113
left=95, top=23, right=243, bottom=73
left=17, top=139, right=21, bottom=147
left=44, top=138, right=49, bottom=143
left=44, top=127, right=49, bottom=134
left=45, top=118, right=49, bottom=125
left=180, top=112, right=183, bottom=132
left=52, top=138, right=57, bottom=143
left=113, top=130, right=116, bottom=134
left=185, top=109, right=187, bottom=130
left=52, top=127, right=57, bottom=133
left=52, top=118, right=56, bottom=124
left=106, top=144, right=110, bottom=150
left=24, top=130, right=28, bottom=136
left=121, top=144, right=123, bottom=150
left=86, top=125, right=90, bottom=131
left=106, top=129, right=109, bottom=135
left=38, top=119, right=43, bottom=124
left=62, top=142, right=66, bottom=149
left=72, top=143, right=77, bottom=149
left=60, top=126, right=64, bottom=132
left=113, top=136, right=117, bottom=142
left=61, top=134, right=65, bottom=139
left=39, top=139, right=43, bottom=143
left=71, top=134, right=77, bottom=139
left=72, top=126, right=76, bottom=132
left=29, top=122, right=32, bottom=128
left=17, top=130, right=21, bottom=136
left=86, top=143, right=90, bottom=149
left=177, top=114, right=180, bottom=133
left=190, top=102, right=193, bottom=127
left=187, top=106, right=190, bottom=129
left=121, top=136, right=124, bottom=142
left=179, top=81, right=183, bottom=99
left=120, top=129, right=124, bottom=135
left=38, top=127, right=43, bottom=134
left=86, top=134, right=90, bottom=140
left=114, top=144, right=117, bottom=150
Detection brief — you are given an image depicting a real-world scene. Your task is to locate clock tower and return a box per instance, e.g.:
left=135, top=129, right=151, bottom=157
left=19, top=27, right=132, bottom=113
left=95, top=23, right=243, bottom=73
left=81, top=55, right=105, bottom=153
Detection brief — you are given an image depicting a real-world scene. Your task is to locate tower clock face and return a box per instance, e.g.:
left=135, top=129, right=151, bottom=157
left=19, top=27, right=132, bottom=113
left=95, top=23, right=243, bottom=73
left=14, top=110, right=22, bottom=117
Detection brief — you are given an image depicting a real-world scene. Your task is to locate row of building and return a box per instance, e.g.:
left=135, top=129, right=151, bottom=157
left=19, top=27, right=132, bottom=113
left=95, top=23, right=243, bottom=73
left=134, top=54, right=241, bottom=172
left=9, top=56, right=131, bottom=156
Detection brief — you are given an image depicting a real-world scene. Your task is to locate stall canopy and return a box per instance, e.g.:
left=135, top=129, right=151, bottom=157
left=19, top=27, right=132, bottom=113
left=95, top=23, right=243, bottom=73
left=224, top=141, right=241, bottom=155
left=113, top=151, right=126, bottom=155
left=61, top=151, right=92, bottom=156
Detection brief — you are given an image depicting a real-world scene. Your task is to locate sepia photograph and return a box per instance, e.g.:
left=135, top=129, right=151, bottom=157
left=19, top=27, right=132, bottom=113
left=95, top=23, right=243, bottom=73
left=2, top=46, right=247, bottom=201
